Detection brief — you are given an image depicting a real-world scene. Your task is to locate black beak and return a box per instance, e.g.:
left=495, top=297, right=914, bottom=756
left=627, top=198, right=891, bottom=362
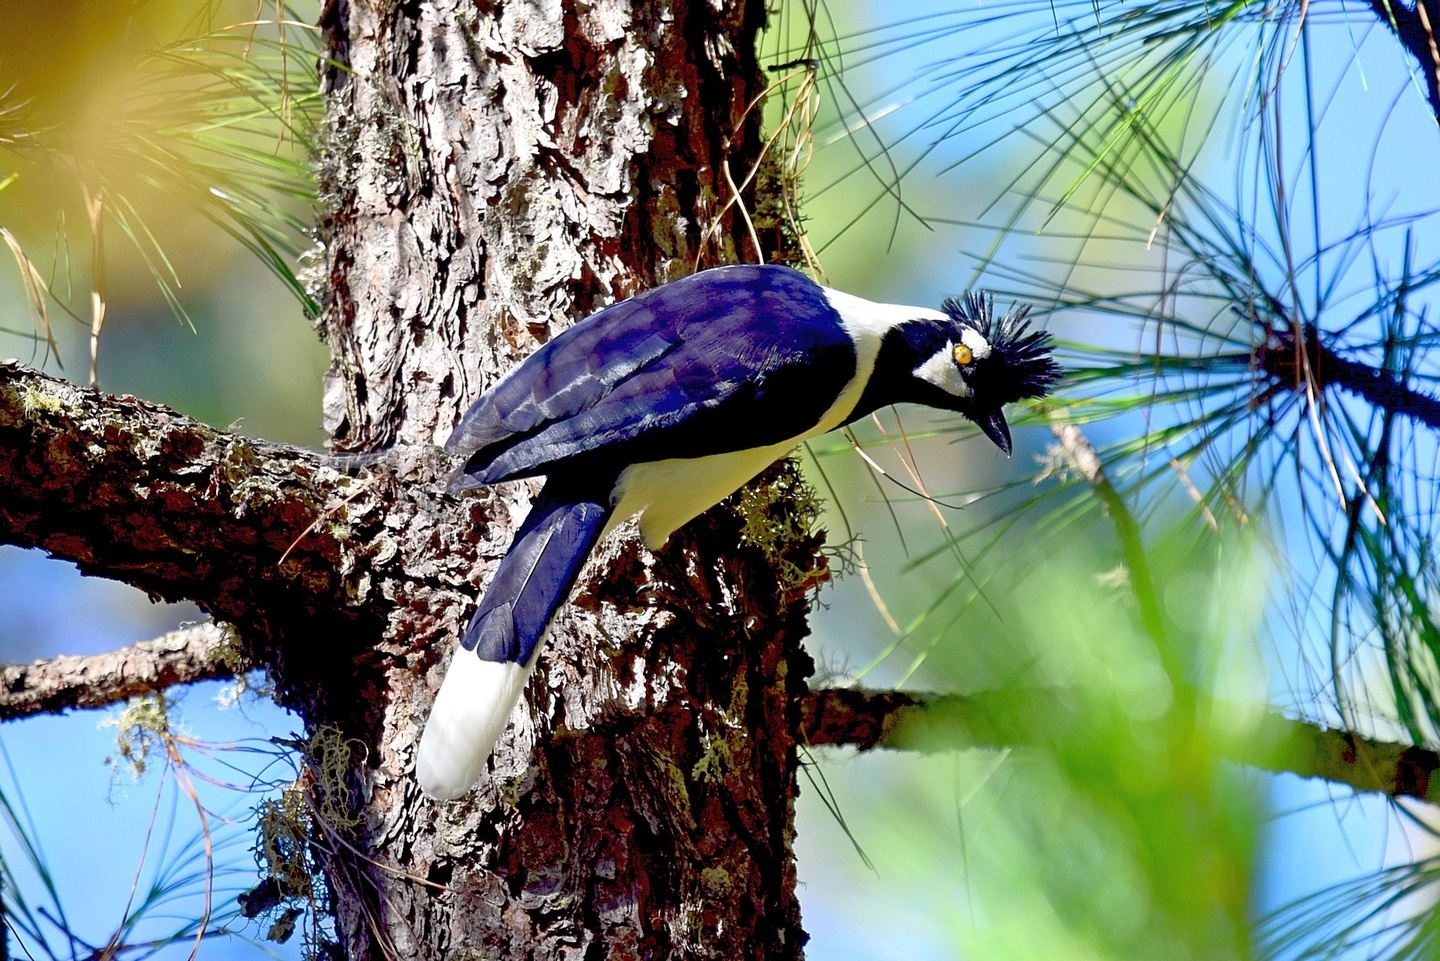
left=976, top=408, right=1012, bottom=457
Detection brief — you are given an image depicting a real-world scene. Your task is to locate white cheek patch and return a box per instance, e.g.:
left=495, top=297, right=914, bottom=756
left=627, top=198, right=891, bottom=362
left=914, top=343, right=972, bottom=398
left=960, top=327, right=992, bottom=360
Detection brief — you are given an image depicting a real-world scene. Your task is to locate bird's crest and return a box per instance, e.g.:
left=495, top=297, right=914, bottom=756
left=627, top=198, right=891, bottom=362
left=941, top=292, right=1061, bottom=403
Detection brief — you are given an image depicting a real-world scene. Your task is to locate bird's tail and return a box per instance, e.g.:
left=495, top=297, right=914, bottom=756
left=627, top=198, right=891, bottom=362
left=417, top=477, right=612, bottom=799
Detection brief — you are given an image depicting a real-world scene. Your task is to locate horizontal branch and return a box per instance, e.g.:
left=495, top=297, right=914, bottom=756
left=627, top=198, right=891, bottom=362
left=799, top=687, right=1440, bottom=806
left=1253, top=714, right=1440, bottom=804
left=0, top=361, right=384, bottom=641
left=1258, top=326, right=1440, bottom=432
left=0, top=622, right=237, bottom=719
left=0, top=360, right=445, bottom=711
left=798, top=687, right=1053, bottom=753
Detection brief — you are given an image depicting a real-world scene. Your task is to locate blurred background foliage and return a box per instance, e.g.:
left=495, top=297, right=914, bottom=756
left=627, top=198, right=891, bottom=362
left=0, top=1, right=327, bottom=957
left=0, top=0, right=323, bottom=413
left=2, top=0, right=1439, bottom=959
left=763, top=0, right=1440, bottom=958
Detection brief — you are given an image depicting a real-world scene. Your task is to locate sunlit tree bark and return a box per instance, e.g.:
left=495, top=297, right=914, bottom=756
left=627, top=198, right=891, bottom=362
left=310, top=0, right=812, bottom=956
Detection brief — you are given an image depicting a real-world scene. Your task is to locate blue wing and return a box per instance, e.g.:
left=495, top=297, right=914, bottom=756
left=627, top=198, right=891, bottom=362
left=447, top=264, right=856, bottom=489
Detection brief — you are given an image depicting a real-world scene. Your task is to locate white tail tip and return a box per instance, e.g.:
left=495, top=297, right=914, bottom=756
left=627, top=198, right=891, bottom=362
left=416, top=649, right=531, bottom=800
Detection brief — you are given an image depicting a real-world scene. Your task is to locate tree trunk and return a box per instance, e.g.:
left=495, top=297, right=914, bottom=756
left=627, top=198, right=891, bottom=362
left=311, top=0, right=813, bottom=956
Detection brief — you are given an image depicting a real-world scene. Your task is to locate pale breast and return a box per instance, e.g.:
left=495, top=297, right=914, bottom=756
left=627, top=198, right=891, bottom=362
left=606, top=441, right=799, bottom=549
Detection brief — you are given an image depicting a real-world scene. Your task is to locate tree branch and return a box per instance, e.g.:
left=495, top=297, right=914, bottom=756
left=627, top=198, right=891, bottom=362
left=0, top=622, right=238, bottom=719
left=799, top=687, right=1440, bottom=805
left=1258, top=324, right=1440, bottom=431
left=0, top=359, right=446, bottom=710
left=0, top=360, right=385, bottom=641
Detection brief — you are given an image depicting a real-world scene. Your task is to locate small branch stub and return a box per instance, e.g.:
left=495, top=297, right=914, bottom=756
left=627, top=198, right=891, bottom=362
left=0, top=622, right=238, bottom=719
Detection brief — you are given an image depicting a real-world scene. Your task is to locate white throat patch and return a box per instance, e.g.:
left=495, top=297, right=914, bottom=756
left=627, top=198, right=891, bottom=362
left=914, top=342, right=972, bottom=398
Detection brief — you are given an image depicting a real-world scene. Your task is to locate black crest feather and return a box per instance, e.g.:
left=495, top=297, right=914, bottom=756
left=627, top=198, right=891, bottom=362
left=941, top=291, right=1061, bottom=403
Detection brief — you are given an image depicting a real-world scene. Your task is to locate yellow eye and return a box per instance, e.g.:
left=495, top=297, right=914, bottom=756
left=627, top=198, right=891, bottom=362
left=953, top=343, right=974, bottom=366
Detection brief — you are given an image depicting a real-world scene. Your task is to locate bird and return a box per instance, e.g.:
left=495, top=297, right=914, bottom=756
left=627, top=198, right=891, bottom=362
left=416, top=263, right=1060, bottom=799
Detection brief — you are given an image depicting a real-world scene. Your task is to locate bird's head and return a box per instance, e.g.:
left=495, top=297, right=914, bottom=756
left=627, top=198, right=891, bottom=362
left=901, top=292, right=1061, bottom=455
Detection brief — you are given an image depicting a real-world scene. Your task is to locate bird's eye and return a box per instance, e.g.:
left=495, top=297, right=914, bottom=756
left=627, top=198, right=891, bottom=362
left=952, top=343, right=974, bottom=366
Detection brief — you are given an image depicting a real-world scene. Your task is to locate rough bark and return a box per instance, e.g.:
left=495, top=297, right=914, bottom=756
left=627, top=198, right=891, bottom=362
left=311, top=1, right=809, bottom=958
left=0, top=359, right=402, bottom=714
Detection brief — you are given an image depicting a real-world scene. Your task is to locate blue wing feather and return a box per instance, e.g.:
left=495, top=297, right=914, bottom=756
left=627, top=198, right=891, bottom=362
left=448, top=264, right=855, bottom=490
left=462, top=478, right=612, bottom=665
